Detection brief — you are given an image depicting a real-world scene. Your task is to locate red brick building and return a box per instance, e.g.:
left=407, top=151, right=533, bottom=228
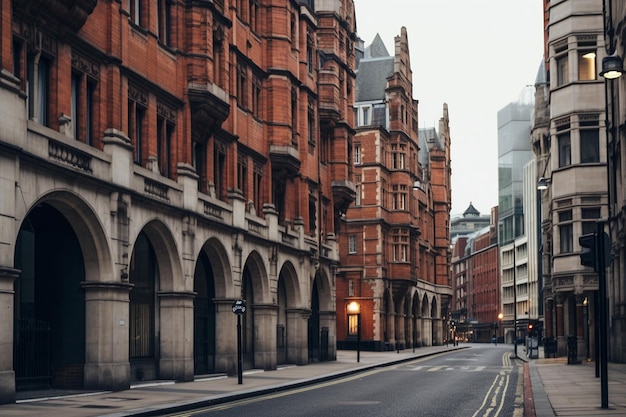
left=336, top=29, right=452, bottom=351
left=0, top=0, right=356, bottom=402
left=450, top=207, right=500, bottom=343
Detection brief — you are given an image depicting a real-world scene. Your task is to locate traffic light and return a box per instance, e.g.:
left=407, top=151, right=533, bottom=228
left=579, top=233, right=597, bottom=271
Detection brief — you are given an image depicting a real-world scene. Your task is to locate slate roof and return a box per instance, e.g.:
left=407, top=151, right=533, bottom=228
left=356, top=34, right=393, bottom=102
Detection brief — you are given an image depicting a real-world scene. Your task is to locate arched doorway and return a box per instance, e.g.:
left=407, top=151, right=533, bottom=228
left=128, top=231, right=158, bottom=381
left=193, top=251, right=215, bottom=375
left=14, top=203, right=86, bottom=390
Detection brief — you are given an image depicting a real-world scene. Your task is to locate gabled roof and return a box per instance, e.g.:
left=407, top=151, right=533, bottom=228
left=365, top=34, right=389, bottom=58
left=356, top=34, right=393, bottom=102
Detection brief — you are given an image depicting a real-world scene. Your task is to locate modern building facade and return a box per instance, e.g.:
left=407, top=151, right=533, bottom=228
left=536, top=0, right=606, bottom=360
left=498, top=88, right=534, bottom=344
left=337, top=29, right=452, bottom=351
left=0, top=0, right=358, bottom=403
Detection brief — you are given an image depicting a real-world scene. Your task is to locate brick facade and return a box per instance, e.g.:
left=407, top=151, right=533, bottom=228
left=337, top=28, right=452, bottom=351
left=0, top=0, right=357, bottom=403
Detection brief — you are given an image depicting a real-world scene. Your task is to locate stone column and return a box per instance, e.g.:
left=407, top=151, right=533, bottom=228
left=545, top=299, right=554, bottom=338
left=422, top=317, right=432, bottom=347
left=396, top=313, right=405, bottom=350
left=82, top=281, right=133, bottom=391
left=286, top=308, right=310, bottom=365
left=319, top=310, right=336, bottom=360
left=556, top=293, right=566, bottom=356
left=214, top=299, right=238, bottom=375
left=253, top=304, right=278, bottom=370
left=158, top=291, right=195, bottom=382
left=575, top=294, right=586, bottom=360
left=0, top=267, right=19, bottom=404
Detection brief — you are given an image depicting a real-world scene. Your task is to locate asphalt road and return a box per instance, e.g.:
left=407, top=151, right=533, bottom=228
left=164, top=344, right=524, bottom=417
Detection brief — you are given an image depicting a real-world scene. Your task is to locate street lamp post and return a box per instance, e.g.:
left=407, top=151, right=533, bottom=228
left=347, top=301, right=361, bottom=363
left=498, top=313, right=503, bottom=343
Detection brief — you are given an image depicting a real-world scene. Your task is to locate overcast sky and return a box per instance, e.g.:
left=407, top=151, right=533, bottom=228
left=353, top=0, right=545, bottom=216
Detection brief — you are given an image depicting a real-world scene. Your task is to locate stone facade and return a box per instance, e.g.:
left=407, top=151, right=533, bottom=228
left=602, top=0, right=626, bottom=363
left=537, top=0, right=606, bottom=361
left=0, top=0, right=357, bottom=403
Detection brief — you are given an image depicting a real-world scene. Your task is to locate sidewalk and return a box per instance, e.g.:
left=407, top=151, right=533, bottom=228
left=2, top=344, right=626, bottom=417
left=528, top=356, right=626, bottom=416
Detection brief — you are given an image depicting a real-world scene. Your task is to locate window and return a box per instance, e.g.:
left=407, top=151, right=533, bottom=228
left=213, top=25, right=225, bottom=87
left=253, top=161, right=263, bottom=213
left=578, top=50, right=596, bottom=81
left=157, top=0, right=172, bottom=47
left=249, top=0, right=259, bottom=33
left=237, top=63, right=248, bottom=109
left=381, top=179, right=387, bottom=209
left=71, top=53, right=98, bottom=145
left=348, top=314, right=359, bottom=335
left=556, top=53, right=568, bottom=86
left=349, top=235, right=357, bottom=254
left=252, top=74, right=262, bottom=116
left=354, top=175, right=361, bottom=206
left=130, top=0, right=142, bottom=26
left=392, top=228, right=409, bottom=262
left=580, top=118, right=600, bottom=163
left=348, top=279, right=354, bottom=297
left=308, top=96, right=315, bottom=147
left=237, top=153, right=248, bottom=196
left=214, top=140, right=226, bottom=201
left=361, top=107, right=370, bottom=126
left=372, top=103, right=387, bottom=128
left=128, top=87, right=147, bottom=166
left=558, top=133, right=571, bottom=167
left=308, top=186, right=317, bottom=236
left=354, top=143, right=361, bottom=164
left=391, top=143, right=406, bottom=169
left=157, top=105, right=175, bottom=178
left=307, top=32, right=314, bottom=74
left=28, top=54, right=51, bottom=126
left=559, top=210, right=573, bottom=254
left=193, top=140, right=207, bottom=192
left=582, top=207, right=601, bottom=234
left=392, top=184, right=407, bottom=210
left=291, top=88, right=298, bottom=146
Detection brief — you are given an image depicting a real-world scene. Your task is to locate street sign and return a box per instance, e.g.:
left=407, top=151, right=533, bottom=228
left=232, top=299, right=246, bottom=315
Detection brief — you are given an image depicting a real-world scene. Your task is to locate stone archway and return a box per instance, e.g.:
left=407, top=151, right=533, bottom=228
left=241, top=251, right=271, bottom=369
left=14, top=203, right=86, bottom=390
left=193, top=238, right=232, bottom=375
left=309, top=267, right=335, bottom=362
left=129, top=219, right=187, bottom=382
left=277, top=261, right=302, bottom=364
left=13, top=192, right=117, bottom=392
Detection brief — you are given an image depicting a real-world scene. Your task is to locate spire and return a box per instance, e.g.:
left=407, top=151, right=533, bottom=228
left=463, top=202, right=480, bottom=217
